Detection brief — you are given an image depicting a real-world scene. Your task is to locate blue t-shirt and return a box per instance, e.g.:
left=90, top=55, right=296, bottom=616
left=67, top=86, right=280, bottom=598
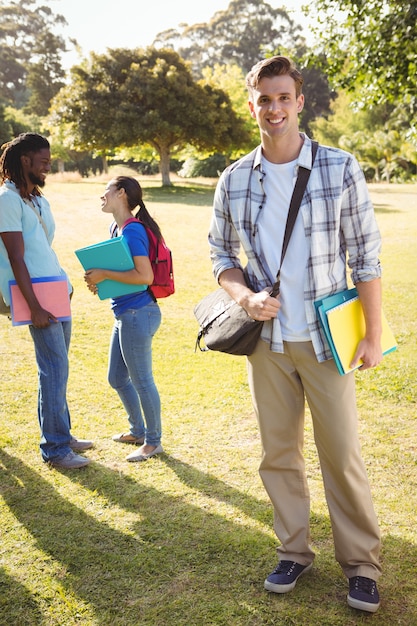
left=111, top=222, right=153, bottom=315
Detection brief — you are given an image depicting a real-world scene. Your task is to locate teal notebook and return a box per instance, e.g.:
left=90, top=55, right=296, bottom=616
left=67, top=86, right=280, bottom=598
left=75, top=236, right=147, bottom=300
left=315, top=288, right=397, bottom=375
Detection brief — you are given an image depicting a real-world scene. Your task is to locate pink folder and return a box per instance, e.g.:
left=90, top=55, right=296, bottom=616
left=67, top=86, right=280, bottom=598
left=9, top=276, right=71, bottom=326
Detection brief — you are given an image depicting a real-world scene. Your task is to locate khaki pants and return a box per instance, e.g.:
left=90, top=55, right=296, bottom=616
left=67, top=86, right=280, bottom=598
left=247, top=340, right=381, bottom=580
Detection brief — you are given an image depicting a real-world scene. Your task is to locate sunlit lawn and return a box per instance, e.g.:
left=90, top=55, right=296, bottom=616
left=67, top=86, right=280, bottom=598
left=0, top=173, right=416, bottom=625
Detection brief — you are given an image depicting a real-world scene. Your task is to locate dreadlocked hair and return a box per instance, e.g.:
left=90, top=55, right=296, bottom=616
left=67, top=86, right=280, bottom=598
left=0, top=133, right=50, bottom=198
left=112, top=175, right=162, bottom=241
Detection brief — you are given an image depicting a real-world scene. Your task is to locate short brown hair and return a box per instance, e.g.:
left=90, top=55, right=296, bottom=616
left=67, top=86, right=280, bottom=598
left=246, top=56, right=304, bottom=99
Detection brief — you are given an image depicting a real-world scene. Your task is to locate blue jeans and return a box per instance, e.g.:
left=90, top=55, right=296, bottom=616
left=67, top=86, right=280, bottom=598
left=108, top=303, right=161, bottom=446
left=29, top=320, right=73, bottom=462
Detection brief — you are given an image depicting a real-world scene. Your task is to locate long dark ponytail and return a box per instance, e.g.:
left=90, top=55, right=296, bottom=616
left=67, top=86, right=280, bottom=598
left=112, top=175, right=162, bottom=241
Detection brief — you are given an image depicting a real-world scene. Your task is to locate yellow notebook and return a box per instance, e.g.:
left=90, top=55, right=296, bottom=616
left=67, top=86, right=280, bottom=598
left=326, top=296, right=397, bottom=374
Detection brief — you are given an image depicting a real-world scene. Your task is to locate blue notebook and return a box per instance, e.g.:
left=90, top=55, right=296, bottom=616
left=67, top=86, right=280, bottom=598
left=75, top=236, right=147, bottom=300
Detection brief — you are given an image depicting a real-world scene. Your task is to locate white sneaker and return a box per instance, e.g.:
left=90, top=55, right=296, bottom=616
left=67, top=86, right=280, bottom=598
left=126, top=444, right=164, bottom=462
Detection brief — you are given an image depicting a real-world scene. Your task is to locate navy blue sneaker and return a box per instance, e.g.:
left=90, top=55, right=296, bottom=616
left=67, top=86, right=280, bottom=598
left=347, top=576, right=380, bottom=613
left=264, top=560, right=313, bottom=593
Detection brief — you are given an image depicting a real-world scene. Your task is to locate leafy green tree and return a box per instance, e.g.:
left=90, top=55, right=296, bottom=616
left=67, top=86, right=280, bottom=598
left=339, top=129, right=404, bottom=183
left=307, top=0, right=417, bottom=116
left=153, top=1, right=332, bottom=133
left=311, top=91, right=379, bottom=147
left=298, top=62, right=336, bottom=136
left=0, top=104, right=41, bottom=147
left=201, top=63, right=258, bottom=157
left=0, top=0, right=67, bottom=112
left=48, top=48, right=251, bottom=185
left=0, top=102, right=13, bottom=145
left=310, top=91, right=415, bottom=182
left=153, top=0, right=305, bottom=75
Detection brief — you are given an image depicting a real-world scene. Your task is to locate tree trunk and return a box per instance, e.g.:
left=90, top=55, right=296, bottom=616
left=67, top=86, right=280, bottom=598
left=159, top=147, right=172, bottom=186
left=101, top=154, right=108, bottom=174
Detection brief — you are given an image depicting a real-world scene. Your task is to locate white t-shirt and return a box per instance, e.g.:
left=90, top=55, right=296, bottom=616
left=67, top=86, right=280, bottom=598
left=258, top=157, right=310, bottom=341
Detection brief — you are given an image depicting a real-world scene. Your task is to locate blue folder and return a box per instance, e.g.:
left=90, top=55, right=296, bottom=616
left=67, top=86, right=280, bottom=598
left=314, top=288, right=358, bottom=374
left=315, top=288, right=397, bottom=375
left=75, top=236, right=147, bottom=300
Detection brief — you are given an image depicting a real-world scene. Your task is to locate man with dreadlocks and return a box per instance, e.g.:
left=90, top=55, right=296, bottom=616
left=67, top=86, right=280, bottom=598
left=0, top=133, right=93, bottom=469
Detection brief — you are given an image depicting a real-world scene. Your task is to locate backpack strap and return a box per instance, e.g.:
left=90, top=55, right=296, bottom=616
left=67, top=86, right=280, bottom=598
left=110, top=216, right=158, bottom=301
left=122, top=217, right=140, bottom=229
left=110, top=217, right=140, bottom=237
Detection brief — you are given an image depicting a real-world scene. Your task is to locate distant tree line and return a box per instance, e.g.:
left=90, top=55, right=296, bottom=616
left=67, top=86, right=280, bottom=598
left=0, top=0, right=415, bottom=184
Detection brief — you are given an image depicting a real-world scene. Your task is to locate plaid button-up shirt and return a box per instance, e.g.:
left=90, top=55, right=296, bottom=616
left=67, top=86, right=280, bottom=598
left=208, top=134, right=382, bottom=361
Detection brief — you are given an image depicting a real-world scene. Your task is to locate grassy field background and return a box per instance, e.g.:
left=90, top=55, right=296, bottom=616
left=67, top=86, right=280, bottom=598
left=0, top=173, right=416, bottom=625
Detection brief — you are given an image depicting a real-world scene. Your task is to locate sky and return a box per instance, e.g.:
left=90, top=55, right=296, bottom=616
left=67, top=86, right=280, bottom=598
left=53, top=0, right=314, bottom=69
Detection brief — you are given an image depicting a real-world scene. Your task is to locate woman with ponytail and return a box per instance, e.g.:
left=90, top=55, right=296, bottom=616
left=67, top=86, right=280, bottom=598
left=85, top=176, right=163, bottom=462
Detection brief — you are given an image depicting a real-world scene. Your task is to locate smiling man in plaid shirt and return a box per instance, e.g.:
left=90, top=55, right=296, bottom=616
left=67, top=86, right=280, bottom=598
left=209, top=56, right=383, bottom=613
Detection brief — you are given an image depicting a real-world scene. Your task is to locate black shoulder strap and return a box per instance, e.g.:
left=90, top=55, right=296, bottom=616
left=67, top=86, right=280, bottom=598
left=270, top=140, right=318, bottom=297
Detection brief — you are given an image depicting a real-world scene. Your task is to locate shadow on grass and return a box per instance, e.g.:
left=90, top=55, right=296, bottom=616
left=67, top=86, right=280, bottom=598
left=373, top=203, right=402, bottom=214
left=160, top=454, right=272, bottom=526
left=142, top=185, right=214, bottom=207
left=0, top=566, right=43, bottom=624
left=0, top=449, right=275, bottom=624
left=1, top=449, right=416, bottom=624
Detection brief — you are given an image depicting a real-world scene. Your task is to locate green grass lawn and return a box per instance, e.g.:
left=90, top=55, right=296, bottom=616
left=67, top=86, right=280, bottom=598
left=0, top=175, right=416, bottom=625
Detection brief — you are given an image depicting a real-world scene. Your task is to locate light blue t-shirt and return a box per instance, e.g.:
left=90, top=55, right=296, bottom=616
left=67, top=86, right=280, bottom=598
left=0, top=180, right=71, bottom=305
